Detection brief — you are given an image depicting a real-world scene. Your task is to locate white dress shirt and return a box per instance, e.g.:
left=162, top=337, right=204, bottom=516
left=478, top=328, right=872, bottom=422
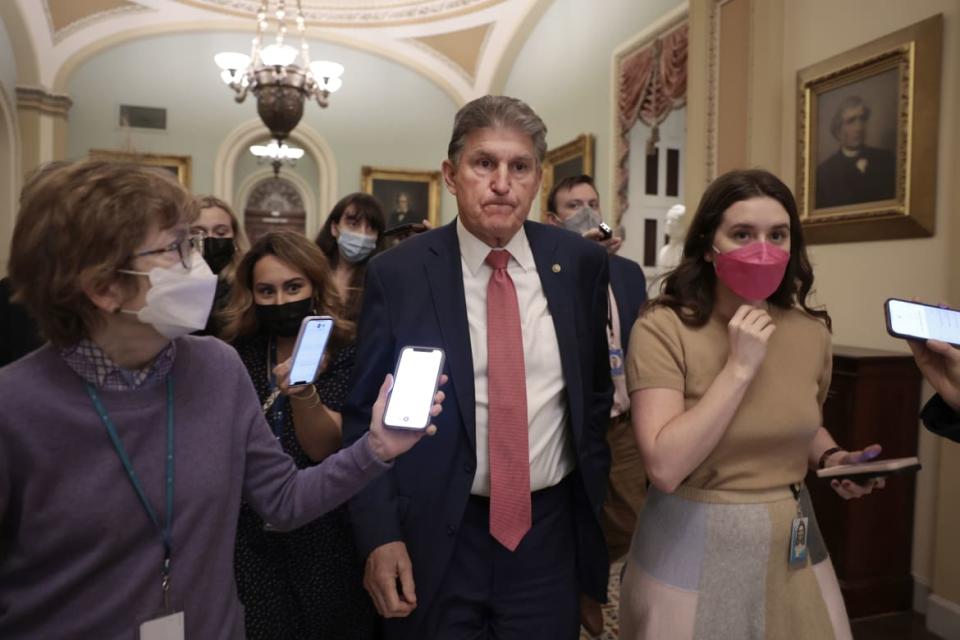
left=456, top=219, right=574, bottom=496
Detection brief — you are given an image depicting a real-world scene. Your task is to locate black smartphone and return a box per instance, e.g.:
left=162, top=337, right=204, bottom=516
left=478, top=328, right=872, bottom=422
left=884, top=298, right=960, bottom=348
left=289, top=316, right=335, bottom=387
left=383, top=346, right=445, bottom=430
left=598, top=222, right=613, bottom=240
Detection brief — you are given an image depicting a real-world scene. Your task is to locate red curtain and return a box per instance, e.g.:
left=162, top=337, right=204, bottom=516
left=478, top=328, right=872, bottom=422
left=616, top=23, right=688, bottom=220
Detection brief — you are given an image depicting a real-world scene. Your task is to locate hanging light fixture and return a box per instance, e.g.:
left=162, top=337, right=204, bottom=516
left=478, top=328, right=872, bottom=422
left=215, top=0, right=344, bottom=142
left=250, top=140, right=305, bottom=177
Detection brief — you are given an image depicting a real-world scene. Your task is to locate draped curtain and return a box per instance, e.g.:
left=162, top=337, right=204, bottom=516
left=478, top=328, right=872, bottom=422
left=616, top=23, right=688, bottom=221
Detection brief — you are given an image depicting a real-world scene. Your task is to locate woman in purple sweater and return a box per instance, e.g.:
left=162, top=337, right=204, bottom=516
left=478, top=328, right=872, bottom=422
left=0, top=160, right=442, bottom=639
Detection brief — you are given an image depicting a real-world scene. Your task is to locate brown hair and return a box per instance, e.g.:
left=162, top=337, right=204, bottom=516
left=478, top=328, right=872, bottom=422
left=447, top=95, right=547, bottom=167
left=194, top=195, right=250, bottom=283
left=219, top=230, right=354, bottom=345
left=8, top=160, right=196, bottom=347
left=546, top=174, right=597, bottom=214
left=649, top=168, right=831, bottom=330
left=314, top=192, right=386, bottom=322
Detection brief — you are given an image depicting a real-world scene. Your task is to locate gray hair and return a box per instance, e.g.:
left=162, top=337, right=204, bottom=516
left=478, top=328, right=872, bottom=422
left=447, top=95, right=547, bottom=167
left=829, top=95, right=871, bottom=140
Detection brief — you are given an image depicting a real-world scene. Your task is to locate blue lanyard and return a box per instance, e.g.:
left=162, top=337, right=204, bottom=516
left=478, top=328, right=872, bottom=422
left=267, top=338, right=288, bottom=437
left=86, top=376, right=175, bottom=608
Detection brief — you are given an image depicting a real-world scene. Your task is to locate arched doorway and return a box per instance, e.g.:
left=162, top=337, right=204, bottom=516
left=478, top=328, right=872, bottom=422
left=243, top=177, right=307, bottom=243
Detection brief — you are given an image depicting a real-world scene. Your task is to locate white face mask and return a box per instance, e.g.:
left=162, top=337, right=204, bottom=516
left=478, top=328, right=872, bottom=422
left=118, top=252, right=218, bottom=339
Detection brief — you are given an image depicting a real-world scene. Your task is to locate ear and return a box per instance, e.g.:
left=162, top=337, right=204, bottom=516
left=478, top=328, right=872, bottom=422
left=79, top=269, right=128, bottom=314
left=441, top=159, right=458, bottom=196
left=544, top=212, right=562, bottom=227
left=330, top=221, right=340, bottom=239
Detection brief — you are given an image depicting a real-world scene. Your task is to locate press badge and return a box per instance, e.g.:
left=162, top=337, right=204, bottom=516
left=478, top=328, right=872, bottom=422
left=609, top=347, right=624, bottom=376
left=140, top=611, right=184, bottom=640
left=789, top=516, right=810, bottom=569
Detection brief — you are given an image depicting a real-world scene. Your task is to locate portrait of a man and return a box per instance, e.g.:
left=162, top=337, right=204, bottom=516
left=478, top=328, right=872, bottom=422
left=814, top=68, right=899, bottom=210
left=361, top=167, right=440, bottom=230
left=386, top=191, right=422, bottom=228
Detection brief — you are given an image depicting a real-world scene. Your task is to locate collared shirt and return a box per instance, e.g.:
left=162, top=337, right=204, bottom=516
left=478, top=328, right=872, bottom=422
left=607, top=287, right=630, bottom=417
left=61, top=339, right=176, bottom=391
left=456, top=219, right=574, bottom=495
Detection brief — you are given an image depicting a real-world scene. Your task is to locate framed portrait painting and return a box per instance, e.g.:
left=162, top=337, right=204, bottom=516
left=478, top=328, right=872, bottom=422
left=361, top=166, right=441, bottom=229
left=89, top=150, right=192, bottom=190
left=539, top=134, right=595, bottom=215
left=796, top=15, right=941, bottom=244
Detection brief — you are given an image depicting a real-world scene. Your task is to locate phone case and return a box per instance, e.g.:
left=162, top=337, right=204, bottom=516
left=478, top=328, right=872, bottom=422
left=289, top=315, right=335, bottom=386
left=884, top=298, right=960, bottom=347
left=815, top=456, right=921, bottom=481
left=383, top=346, right=446, bottom=431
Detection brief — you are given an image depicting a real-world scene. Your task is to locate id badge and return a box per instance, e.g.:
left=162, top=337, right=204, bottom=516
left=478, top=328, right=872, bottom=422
left=140, top=611, right=185, bottom=640
left=788, top=516, right=809, bottom=569
left=609, top=347, right=624, bottom=376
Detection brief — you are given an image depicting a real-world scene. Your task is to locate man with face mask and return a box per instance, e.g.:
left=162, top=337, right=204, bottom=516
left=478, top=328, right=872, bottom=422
left=545, top=174, right=647, bottom=638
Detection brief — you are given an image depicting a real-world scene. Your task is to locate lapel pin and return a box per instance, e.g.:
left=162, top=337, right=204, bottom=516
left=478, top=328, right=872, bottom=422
left=552, top=263, right=561, bottom=273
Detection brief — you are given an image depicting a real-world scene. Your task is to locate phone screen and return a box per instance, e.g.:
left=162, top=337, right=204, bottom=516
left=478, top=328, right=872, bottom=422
left=887, top=299, right=960, bottom=345
left=383, top=347, right=445, bottom=430
left=289, top=317, right=334, bottom=386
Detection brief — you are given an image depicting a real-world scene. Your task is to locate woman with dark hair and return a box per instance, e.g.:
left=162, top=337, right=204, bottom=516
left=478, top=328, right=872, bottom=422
left=619, top=169, right=882, bottom=639
left=315, top=193, right=386, bottom=321
left=219, top=230, right=379, bottom=639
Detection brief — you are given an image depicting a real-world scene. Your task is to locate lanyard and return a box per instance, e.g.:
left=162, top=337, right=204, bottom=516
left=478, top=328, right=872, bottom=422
left=265, top=338, right=288, bottom=437
left=86, top=376, right=175, bottom=611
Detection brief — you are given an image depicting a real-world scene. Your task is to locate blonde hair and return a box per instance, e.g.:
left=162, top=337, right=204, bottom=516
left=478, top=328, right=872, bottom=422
left=194, top=195, right=250, bottom=284
left=8, top=160, right=195, bottom=346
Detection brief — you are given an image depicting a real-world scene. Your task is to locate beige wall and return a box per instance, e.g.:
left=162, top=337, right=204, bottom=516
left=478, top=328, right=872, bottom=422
left=688, top=0, right=960, bottom=615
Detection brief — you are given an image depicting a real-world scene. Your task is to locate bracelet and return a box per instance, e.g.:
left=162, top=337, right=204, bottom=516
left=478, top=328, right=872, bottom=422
left=290, top=385, right=318, bottom=401
left=818, top=446, right=844, bottom=469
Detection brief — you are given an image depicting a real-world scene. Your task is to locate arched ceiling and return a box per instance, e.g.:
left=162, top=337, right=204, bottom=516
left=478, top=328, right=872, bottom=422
left=13, top=0, right=550, bottom=103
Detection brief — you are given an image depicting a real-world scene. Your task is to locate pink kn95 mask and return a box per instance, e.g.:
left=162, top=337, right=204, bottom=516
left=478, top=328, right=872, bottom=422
left=712, top=242, right=790, bottom=301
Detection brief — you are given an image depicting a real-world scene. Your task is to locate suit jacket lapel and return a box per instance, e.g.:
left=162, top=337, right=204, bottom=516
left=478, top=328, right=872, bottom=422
left=525, top=222, right=584, bottom=439
left=424, top=222, right=478, bottom=450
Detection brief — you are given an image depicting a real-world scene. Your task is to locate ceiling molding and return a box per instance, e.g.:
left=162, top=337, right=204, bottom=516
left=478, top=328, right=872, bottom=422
left=410, top=23, right=492, bottom=82
left=174, top=0, right=504, bottom=28
left=44, top=0, right=149, bottom=45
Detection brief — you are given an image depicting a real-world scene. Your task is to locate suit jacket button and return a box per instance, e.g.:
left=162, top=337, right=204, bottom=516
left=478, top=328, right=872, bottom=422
left=446, top=525, right=456, bottom=536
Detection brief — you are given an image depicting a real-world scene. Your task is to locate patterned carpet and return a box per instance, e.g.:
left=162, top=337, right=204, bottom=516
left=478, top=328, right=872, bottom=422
left=579, top=561, right=624, bottom=639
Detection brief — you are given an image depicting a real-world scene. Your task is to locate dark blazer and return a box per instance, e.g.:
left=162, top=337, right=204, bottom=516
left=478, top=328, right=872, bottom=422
left=815, top=146, right=896, bottom=209
left=342, top=220, right=613, bottom=633
left=608, top=254, right=647, bottom=355
left=921, top=394, right=960, bottom=443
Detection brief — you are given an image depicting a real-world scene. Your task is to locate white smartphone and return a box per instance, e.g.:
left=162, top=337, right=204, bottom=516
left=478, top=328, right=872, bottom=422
left=383, top=346, right=446, bottom=430
left=884, top=298, right=960, bottom=348
left=289, top=316, right=335, bottom=387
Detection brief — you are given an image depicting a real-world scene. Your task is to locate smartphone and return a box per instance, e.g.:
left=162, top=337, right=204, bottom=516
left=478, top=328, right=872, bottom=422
left=816, top=456, right=921, bottom=482
left=288, top=316, right=335, bottom=387
left=598, top=222, right=613, bottom=240
left=884, top=298, right=960, bottom=347
left=383, top=346, right=446, bottom=430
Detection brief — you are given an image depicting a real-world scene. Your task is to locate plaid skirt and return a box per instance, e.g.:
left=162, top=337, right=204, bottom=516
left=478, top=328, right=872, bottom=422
left=619, top=484, right=852, bottom=640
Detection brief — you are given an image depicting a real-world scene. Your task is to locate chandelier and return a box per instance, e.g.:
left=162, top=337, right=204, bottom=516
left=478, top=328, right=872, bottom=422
left=250, top=140, right=305, bottom=177
left=215, top=0, right=344, bottom=142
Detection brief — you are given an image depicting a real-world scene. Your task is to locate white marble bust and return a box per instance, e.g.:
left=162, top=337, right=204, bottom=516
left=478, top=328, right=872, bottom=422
left=656, top=204, right=687, bottom=271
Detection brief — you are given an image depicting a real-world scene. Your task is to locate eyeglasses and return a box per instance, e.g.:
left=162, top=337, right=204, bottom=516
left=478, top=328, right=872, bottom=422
left=132, top=233, right=203, bottom=269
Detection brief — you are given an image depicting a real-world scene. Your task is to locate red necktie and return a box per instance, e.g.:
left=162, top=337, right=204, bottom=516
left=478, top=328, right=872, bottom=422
left=485, top=249, right=531, bottom=551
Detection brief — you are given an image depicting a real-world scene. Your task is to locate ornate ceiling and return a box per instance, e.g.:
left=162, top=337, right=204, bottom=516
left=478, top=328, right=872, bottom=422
left=10, top=0, right=548, bottom=103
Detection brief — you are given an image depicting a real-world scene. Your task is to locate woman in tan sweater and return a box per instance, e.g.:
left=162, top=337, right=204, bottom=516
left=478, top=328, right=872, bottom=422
left=620, top=169, right=883, bottom=639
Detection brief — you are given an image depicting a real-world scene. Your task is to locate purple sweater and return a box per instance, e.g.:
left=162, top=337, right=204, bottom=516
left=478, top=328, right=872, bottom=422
left=0, top=336, right=389, bottom=638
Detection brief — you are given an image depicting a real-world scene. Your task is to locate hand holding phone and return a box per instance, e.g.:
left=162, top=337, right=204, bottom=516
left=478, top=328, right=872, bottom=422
left=598, top=222, right=613, bottom=240
left=383, top=347, right=446, bottom=430
left=288, top=316, right=335, bottom=387
left=885, top=298, right=960, bottom=347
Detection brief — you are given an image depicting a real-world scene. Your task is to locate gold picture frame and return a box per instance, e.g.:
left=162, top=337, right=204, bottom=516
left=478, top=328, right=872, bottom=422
left=539, top=134, right=595, bottom=216
left=88, top=150, right=192, bottom=190
left=361, top=166, right=441, bottom=229
left=796, top=15, right=942, bottom=244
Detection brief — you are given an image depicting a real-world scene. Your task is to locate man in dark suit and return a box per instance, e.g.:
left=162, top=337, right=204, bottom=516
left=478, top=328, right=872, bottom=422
left=342, top=95, right=613, bottom=639
left=545, top=174, right=647, bottom=636
left=815, top=95, right=896, bottom=209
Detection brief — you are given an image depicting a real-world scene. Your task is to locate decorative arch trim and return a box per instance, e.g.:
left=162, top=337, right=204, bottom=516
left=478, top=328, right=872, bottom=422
left=235, top=168, right=318, bottom=239
left=214, top=118, right=337, bottom=239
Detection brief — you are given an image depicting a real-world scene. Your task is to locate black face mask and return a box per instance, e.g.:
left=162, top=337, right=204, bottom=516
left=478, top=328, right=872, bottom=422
left=255, top=298, right=313, bottom=337
left=203, top=237, right=236, bottom=275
